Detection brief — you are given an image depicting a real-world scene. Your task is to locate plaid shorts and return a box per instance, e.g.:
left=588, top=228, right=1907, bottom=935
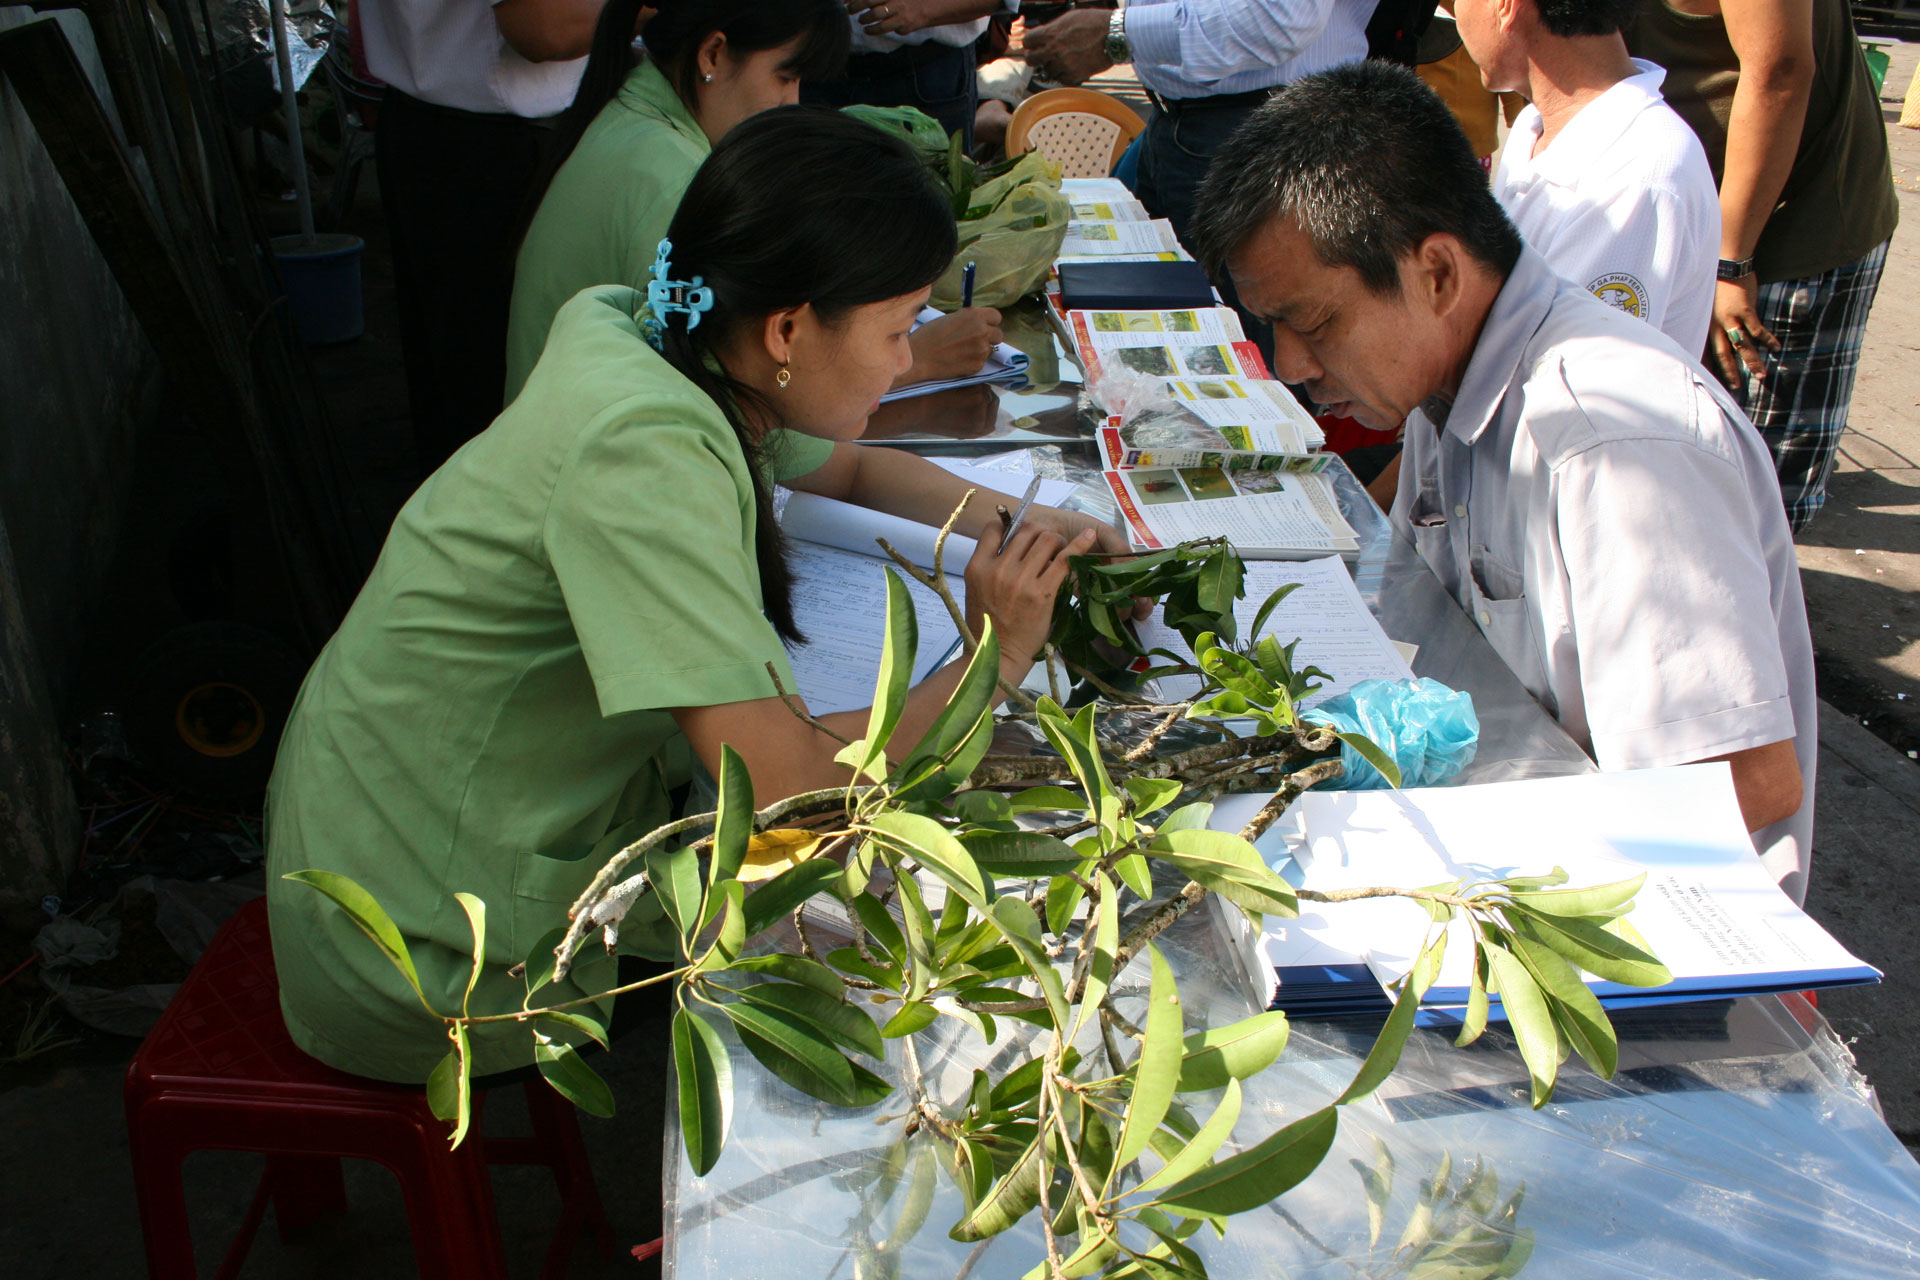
left=1734, top=241, right=1890, bottom=532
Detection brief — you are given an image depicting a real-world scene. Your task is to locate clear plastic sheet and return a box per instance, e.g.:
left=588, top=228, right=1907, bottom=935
left=665, top=888, right=1920, bottom=1279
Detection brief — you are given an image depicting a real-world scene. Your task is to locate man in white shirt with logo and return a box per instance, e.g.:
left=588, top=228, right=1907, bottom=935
left=1194, top=63, right=1818, bottom=902
left=1455, top=0, right=1719, bottom=351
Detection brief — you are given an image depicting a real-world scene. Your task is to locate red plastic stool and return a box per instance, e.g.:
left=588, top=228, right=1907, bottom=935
left=124, top=896, right=615, bottom=1279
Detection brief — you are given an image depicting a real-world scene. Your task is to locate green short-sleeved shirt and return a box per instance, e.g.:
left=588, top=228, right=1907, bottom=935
left=265, top=285, right=833, bottom=1082
left=505, top=58, right=708, bottom=405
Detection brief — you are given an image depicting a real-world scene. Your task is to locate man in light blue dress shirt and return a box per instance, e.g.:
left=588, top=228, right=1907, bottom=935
left=1023, top=0, right=1378, bottom=243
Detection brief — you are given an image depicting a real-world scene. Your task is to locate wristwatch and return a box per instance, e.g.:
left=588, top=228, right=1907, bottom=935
left=1105, top=8, right=1131, bottom=64
left=1716, top=255, right=1757, bottom=281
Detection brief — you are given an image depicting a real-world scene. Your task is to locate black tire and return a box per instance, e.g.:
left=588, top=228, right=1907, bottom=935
left=124, top=622, right=308, bottom=799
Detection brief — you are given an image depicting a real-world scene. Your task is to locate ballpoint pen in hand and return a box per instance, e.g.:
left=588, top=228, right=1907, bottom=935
left=961, top=260, right=977, bottom=309
left=996, top=475, right=1045, bottom=554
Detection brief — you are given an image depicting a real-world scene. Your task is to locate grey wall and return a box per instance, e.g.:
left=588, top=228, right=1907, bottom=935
left=0, top=7, right=157, bottom=905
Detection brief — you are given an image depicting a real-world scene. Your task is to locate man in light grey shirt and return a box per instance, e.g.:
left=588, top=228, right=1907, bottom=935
left=1192, top=62, right=1817, bottom=900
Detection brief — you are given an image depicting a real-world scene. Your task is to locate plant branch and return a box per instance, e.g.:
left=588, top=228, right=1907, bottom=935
left=767, top=662, right=853, bottom=747
left=1123, top=705, right=1189, bottom=763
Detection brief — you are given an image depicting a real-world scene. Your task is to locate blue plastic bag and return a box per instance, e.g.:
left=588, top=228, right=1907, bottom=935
left=1309, top=678, right=1479, bottom=790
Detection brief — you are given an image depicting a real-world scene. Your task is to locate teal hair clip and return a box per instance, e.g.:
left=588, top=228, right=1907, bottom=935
left=642, top=238, right=713, bottom=351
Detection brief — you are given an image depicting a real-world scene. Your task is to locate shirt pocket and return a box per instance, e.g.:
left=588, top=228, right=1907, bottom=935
left=1466, top=549, right=1549, bottom=703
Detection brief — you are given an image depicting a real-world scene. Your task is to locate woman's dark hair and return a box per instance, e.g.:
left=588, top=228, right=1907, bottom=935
left=659, top=106, right=958, bottom=644
left=522, top=0, right=848, bottom=234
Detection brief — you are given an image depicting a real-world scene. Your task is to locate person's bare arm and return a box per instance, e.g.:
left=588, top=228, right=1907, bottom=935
left=1704, top=0, right=1815, bottom=386
left=845, top=0, right=1003, bottom=40
left=670, top=524, right=1089, bottom=798
left=897, top=308, right=1005, bottom=390
left=1709, top=738, right=1803, bottom=833
left=493, top=0, right=605, bottom=62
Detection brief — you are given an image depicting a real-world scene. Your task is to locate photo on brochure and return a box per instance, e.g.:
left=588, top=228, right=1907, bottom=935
left=1129, top=469, right=1189, bottom=505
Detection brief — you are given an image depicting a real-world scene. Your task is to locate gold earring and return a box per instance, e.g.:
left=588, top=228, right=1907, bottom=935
left=776, top=366, right=792, bottom=389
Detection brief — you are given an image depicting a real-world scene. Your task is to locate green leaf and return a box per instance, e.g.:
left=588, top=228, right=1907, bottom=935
left=1045, top=874, right=1086, bottom=936
left=728, top=953, right=845, bottom=1000
left=826, top=947, right=903, bottom=990
left=895, top=872, right=937, bottom=1004
left=741, top=856, right=843, bottom=939
left=1009, top=785, right=1087, bottom=814
left=1070, top=872, right=1119, bottom=1042
left=534, top=1009, right=609, bottom=1050
left=1125, top=777, right=1185, bottom=817
left=644, top=843, right=703, bottom=944
left=1337, top=930, right=1445, bottom=1106
left=426, top=1048, right=461, bottom=1124
left=881, top=1140, right=940, bottom=1254
left=950, top=1132, right=1043, bottom=1241
left=709, top=744, right=755, bottom=891
left=1247, top=581, right=1302, bottom=644
left=1174, top=1011, right=1291, bottom=1092
left=965, top=830, right=1085, bottom=879
left=692, top=880, right=746, bottom=975
left=1511, top=911, right=1671, bottom=987
left=672, top=1008, right=732, bottom=1175
left=443, top=1024, right=474, bottom=1147
left=1114, top=852, right=1155, bottom=899
left=735, top=981, right=884, bottom=1059
left=1154, top=802, right=1215, bottom=835
left=1115, top=945, right=1184, bottom=1171
left=1128, top=1078, right=1243, bottom=1199
left=723, top=1001, right=861, bottom=1105
left=1507, top=933, right=1617, bottom=1079
left=854, top=568, right=919, bottom=781
left=1332, top=729, right=1402, bottom=788
left=895, top=622, right=1002, bottom=801
left=1353, top=1136, right=1394, bottom=1248
left=1457, top=946, right=1491, bottom=1047
left=521, top=925, right=570, bottom=1001
left=1504, top=873, right=1645, bottom=918
left=452, top=891, right=487, bottom=1019
left=281, top=870, right=427, bottom=1005
left=989, top=896, right=1069, bottom=1029
left=866, top=812, right=991, bottom=913
left=951, top=790, right=1015, bottom=827
left=986, top=1047, right=1080, bottom=1112
left=1483, top=945, right=1559, bottom=1109
left=1151, top=828, right=1297, bottom=918
left=535, top=1040, right=615, bottom=1118
left=1195, top=549, right=1244, bottom=621
left=1151, top=1106, right=1338, bottom=1217
left=882, top=1000, right=939, bottom=1037
left=852, top=893, right=907, bottom=963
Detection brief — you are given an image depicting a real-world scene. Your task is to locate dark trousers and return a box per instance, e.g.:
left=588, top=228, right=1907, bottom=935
left=804, top=41, right=977, bottom=151
left=376, top=88, right=551, bottom=477
left=1135, top=101, right=1274, bottom=367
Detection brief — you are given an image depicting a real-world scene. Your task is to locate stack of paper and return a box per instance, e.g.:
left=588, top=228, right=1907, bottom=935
left=1135, top=557, right=1414, bottom=709
left=1057, top=217, right=1191, bottom=264
left=1209, top=768, right=1880, bottom=1024
left=1104, top=465, right=1359, bottom=560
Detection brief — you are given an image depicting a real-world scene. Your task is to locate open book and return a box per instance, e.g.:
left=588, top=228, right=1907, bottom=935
left=777, top=463, right=1078, bottom=715
left=1105, top=465, right=1359, bottom=560
left=1056, top=218, right=1189, bottom=263
left=1210, top=767, right=1880, bottom=1021
left=1099, top=378, right=1329, bottom=474
left=1065, top=306, right=1269, bottom=384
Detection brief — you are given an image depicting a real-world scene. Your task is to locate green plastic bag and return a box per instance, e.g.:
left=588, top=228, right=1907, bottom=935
left=842, top=105, right=1070, bottom=309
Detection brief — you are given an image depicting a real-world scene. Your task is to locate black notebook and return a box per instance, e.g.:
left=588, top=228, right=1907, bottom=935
left=1057, top=260, right=1217, bottom=312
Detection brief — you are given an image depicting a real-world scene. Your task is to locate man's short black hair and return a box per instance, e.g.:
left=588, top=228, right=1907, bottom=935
left=1533, top=0, right=1641, bottom=38
left=1191, top=61, right=1522, bottom=295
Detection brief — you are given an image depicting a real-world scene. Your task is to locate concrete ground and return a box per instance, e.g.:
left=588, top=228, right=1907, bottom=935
left=2, top=40, right=1918, bottom=1280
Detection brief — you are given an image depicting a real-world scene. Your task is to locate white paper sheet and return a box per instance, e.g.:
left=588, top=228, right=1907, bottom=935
left=783, top=542, right=965, bottom=716
left=1106, top=468, right=1357, bottom=558
left=1057, top=219, right=1183, bottom=258
left=1068, top=308, right=1246, bottom=351
left=1069, top=198, right=1148, bottom=223
left=1250, top=766, right=1880, bottom=1003
left=1138, top=557, right=1414, bottom=709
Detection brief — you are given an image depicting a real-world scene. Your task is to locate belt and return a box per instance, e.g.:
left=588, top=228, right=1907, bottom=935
left=843, top=40, right=969, bottom=78
left=1148, top=87, right=1278, bottom=115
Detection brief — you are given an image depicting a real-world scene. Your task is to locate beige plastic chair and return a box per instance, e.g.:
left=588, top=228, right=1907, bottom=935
left=1006, top=88, right=1146, bottom=178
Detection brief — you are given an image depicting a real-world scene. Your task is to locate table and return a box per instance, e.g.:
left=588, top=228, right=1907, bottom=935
left=660, top=363, right=1920, bottom=1280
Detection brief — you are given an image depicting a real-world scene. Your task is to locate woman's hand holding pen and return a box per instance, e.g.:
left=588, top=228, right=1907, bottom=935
left=896, top=308, right=1005, bottom=389
left=964, top=524, right=1093, bottom=672
left=1018, top=506, right=1155, bottom=621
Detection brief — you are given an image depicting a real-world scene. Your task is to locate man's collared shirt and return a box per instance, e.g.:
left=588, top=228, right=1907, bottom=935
left=1390, top=247, right=1817, bottom=900
left=1495, top=60, right=1720, bottom=353
left=1124, top=0, right=1377, bottom=100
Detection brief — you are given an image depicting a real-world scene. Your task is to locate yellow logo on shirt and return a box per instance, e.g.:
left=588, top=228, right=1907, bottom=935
left=1588, top=273, right=1648, bottom=319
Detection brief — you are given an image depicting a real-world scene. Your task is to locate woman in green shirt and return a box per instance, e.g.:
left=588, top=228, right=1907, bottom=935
left=266, top=108, right=1122, bottom=1082
left=506, top=0, right=1007, bottom=406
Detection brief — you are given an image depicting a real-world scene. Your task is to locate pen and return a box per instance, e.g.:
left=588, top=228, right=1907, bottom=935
left=996, top=475, right=1044, bottom=554
left=961, top=260, right=977, bottom=309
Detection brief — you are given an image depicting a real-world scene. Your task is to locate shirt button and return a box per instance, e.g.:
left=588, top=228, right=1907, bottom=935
left=1478, top=610, right=1492, bottom=626
left=1453, top=504, right=1468, bottom=519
